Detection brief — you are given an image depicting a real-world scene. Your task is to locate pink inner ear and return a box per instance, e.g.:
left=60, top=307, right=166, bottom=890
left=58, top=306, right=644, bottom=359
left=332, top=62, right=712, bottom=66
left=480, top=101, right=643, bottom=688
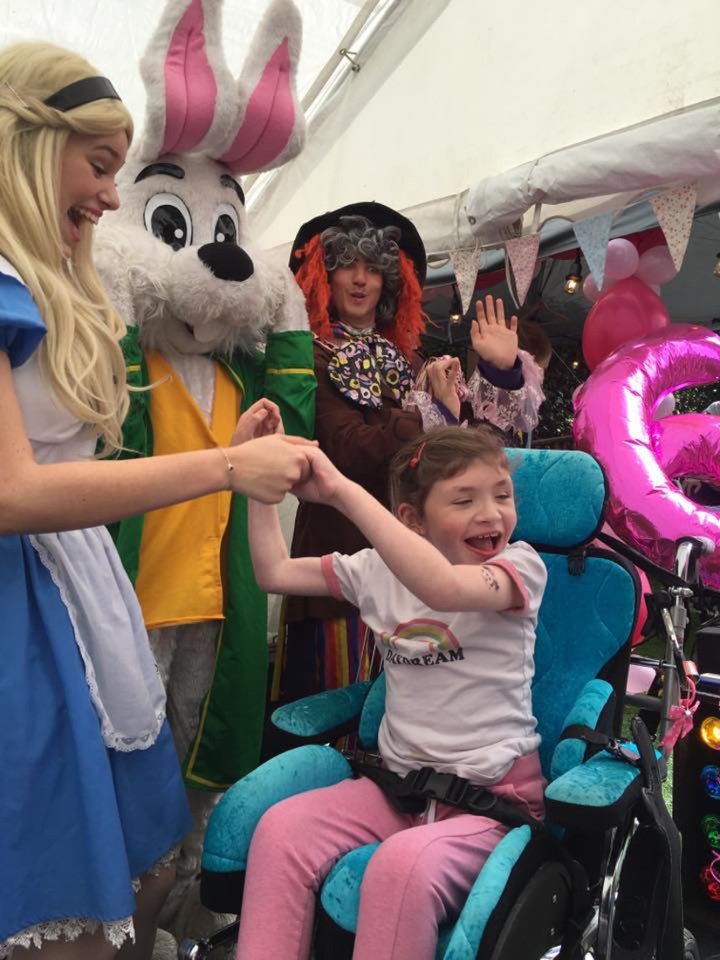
left=219, top=38, right=295, bottom=174
left=160, top=0, right=217, bottom=155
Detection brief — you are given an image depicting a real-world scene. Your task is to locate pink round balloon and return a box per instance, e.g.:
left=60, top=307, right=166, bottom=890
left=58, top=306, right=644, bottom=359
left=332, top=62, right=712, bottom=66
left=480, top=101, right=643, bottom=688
left=604, top=238, right=640, bottom=281
left=635, top=245, right=677, bottom=286
left=574, top=325, right=720, bottom=589
left=582, top=273, right=617, bottom=303
left=581, top=276, right=670, bottom=370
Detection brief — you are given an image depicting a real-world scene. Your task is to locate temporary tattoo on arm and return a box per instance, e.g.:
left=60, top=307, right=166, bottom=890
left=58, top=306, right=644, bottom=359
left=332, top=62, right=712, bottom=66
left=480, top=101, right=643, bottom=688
left=481, top=566, right=500, bottom=592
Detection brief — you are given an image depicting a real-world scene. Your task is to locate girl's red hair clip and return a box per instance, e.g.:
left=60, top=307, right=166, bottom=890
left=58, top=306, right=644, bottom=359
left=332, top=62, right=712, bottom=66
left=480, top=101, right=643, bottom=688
left=409, top=440, right=427, bottom=469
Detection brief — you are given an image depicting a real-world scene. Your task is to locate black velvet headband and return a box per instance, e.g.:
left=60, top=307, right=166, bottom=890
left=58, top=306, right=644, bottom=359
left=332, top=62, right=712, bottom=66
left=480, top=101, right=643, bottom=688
left=44, top=76, right=121, bottom=112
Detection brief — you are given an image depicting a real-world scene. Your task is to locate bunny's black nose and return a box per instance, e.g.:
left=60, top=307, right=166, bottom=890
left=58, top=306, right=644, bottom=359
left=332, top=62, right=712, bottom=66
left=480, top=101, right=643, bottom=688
left=198, top=243, right=254, bottom=282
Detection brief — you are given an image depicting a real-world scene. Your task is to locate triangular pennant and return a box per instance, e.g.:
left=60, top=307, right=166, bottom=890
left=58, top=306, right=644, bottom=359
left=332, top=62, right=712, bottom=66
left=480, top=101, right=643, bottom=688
left=505, top=234, right=540, bottom=306
left=450, top=245, right=484, bottom=315
left=573, top=213, right=614, bottom=288
left=650, top=183, right=697, bottom=272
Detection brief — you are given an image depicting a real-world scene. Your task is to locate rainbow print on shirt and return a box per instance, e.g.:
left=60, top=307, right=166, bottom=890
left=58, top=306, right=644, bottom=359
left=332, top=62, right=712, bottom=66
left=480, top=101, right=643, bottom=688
left=379, top=618, right=465, bottom=666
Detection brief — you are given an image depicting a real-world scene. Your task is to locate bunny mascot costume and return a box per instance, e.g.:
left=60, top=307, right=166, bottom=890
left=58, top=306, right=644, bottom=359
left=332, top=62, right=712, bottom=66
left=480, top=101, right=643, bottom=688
left=93, top=0, right=315, bottom=942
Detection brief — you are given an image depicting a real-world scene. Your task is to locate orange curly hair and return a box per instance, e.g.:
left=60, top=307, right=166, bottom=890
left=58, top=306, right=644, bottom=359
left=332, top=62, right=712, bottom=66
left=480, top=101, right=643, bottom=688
left=293, top=234, right=427, bottom=359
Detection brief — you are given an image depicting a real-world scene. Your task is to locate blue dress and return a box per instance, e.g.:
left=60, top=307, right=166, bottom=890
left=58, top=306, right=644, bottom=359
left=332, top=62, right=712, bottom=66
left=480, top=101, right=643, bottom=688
left=0, top=264, right=191, bottom=953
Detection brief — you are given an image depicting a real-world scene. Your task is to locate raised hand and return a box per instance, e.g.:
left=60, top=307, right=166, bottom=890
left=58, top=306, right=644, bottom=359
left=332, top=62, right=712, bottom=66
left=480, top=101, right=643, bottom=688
left=470, top=295, right=519, bottom=371
left=230, top=398, right=283, bottom=445
left=426, top=356, right=462, bottom=419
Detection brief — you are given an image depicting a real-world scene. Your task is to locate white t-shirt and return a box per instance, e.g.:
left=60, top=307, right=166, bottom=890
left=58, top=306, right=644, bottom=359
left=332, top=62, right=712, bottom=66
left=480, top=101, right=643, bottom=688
left=322, top=541, right=547, bottom=785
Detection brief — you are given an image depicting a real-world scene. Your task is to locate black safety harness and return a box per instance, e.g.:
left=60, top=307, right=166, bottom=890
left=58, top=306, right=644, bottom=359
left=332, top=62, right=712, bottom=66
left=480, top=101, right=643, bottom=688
left=349, top=754, right=593, bottom=960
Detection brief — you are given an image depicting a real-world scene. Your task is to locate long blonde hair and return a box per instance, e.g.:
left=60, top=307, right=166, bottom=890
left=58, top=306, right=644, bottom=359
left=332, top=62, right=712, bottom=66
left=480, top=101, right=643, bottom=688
left=0, top=42, right=133, bottom=453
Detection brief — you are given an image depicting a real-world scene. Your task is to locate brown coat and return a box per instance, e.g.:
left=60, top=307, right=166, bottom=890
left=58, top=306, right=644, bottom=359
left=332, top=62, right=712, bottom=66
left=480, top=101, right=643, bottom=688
left=286, top=339, right=423, bottom=621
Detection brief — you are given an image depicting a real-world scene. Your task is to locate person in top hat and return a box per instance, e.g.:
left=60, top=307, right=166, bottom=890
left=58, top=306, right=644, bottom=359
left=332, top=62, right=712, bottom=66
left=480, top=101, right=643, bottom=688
left=268, top=202, right=544, bottom=713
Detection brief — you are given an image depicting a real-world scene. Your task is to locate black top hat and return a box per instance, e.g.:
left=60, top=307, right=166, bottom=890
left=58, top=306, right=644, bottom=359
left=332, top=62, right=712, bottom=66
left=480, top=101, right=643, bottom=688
left=289, top=201, right=427, bottom=285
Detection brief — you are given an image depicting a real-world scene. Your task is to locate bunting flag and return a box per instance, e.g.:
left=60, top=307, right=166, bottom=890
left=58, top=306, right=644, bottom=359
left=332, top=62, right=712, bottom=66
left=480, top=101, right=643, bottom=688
left=573, top=212, right=614, bottom=289
left=650, top=182, right=697, bottom=272
left=505, top=234, right=540, bottom=307
left=450, top=245, right=483, bottom=315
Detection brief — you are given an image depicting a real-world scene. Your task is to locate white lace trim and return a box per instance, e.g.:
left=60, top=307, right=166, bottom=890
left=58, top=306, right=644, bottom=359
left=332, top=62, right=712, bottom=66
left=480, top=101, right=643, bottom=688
left=28, top=532, right=166, bottom=752
left=0, top=916, right=135, bottom=957
left=405, top=390, right=457, bottom=430
left=0, top=846, right=181, bottom=956
left=145, top=844, right=181, bottom=877
left=467, top=349, right=545, bottom=434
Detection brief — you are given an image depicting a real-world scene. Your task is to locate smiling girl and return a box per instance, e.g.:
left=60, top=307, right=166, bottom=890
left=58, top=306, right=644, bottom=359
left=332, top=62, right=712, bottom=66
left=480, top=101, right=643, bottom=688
left=240, top=424, right=548, bottom=960
left=0, top=42, right=313, bottom=959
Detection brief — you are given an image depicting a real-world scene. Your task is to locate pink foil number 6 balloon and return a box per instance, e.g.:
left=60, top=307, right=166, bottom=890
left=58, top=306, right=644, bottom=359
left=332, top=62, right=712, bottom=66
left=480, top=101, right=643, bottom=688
left=574, top=325, right=720, bottom=589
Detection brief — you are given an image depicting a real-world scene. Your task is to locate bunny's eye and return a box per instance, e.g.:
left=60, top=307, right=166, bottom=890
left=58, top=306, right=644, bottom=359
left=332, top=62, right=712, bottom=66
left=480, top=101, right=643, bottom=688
left=144, top=193, right=192, bottom=251
left=213, top=204, right=239, bottom=245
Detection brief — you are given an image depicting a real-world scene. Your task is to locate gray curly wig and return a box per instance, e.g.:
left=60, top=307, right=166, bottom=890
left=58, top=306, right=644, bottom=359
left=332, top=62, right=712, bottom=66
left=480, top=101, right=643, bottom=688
left=321, top=215, right=401, bottom=326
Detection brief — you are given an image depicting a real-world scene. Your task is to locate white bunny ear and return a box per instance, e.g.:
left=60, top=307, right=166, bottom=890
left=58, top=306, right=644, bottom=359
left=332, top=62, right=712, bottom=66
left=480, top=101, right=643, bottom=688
left=134, top=0, right=235, bottom=161
left=211, top=0, right=306, bottom=175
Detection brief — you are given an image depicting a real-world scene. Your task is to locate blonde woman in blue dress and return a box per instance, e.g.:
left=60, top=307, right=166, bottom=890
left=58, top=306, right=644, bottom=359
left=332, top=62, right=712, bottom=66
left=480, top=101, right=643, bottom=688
left=0, top=42, right=312, bottom=960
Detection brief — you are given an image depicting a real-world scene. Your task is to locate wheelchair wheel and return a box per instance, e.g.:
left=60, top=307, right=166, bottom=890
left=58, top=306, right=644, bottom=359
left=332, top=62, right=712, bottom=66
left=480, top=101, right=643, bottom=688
left=683, top=929, right=701, bottom=960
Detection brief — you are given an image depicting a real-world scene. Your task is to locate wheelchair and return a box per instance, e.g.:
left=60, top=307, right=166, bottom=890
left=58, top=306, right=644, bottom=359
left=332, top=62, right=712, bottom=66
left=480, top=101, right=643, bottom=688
left=180, top=448, right=698, bottom=960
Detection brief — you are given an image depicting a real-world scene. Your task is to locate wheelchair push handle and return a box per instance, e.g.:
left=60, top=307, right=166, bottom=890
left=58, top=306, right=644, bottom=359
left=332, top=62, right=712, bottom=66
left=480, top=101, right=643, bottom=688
left=674, top=535, right=715, bottom=585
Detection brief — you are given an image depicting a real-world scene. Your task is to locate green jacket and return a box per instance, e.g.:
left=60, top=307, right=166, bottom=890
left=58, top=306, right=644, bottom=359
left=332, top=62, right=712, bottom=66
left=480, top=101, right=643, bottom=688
left=110, top=326, right=315, bottom=789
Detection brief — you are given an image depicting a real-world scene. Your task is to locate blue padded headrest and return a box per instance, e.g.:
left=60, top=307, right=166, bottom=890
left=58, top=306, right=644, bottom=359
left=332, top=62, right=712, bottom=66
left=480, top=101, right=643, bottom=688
left=509, top=449, right=605, bottom=548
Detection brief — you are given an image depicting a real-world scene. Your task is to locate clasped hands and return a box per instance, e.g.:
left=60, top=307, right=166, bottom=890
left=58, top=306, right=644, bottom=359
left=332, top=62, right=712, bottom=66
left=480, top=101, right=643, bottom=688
left=226, top=398, right=342, bottom=505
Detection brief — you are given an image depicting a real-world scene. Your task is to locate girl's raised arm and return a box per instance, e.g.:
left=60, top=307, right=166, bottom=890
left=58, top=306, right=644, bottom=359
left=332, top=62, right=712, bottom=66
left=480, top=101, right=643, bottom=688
left=0, top=353, right=312, bottom=535
left=248, top=498, right=329, bottom=597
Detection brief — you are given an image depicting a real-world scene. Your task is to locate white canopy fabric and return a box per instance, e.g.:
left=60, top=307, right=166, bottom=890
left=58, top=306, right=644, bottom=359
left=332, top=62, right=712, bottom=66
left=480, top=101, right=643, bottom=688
left=245, top=0, right=720, bottom=255
left=2, top=0, right=720, bottom=257
left=464, top=98, right=720, bottom=245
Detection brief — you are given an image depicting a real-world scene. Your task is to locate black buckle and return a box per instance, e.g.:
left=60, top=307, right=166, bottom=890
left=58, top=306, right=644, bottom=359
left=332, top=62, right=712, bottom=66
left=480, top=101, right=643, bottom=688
left=605, top=739, right=641, bottom=766
left=465, top=788, right=499, bottom=816
left=397, top=767, right=494, bottom=812
left=398, top=767, right=460, bottom=802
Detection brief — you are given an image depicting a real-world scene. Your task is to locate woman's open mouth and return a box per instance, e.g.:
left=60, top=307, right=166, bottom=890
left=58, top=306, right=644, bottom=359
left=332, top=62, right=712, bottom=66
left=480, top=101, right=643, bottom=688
left=65, top=207, right=99, bottom=247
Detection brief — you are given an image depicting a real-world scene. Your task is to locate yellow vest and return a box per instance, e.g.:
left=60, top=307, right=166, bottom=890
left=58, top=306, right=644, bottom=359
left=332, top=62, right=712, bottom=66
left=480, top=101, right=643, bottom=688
left=134, top=352, right=242, bottom=629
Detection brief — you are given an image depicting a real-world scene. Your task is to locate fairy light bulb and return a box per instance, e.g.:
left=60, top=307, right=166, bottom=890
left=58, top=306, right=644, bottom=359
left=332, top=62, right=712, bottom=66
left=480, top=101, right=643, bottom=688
left=701, top=861, right=720, bottom=901
left=702, top=814, right=720, bottom=849
left=564, top=253, right=583, bottom=295
left=701, top=764, right=720, bottom=799
left=564, top=273, right=581, bottom=295
left=700, top=716, right=720, bottom=751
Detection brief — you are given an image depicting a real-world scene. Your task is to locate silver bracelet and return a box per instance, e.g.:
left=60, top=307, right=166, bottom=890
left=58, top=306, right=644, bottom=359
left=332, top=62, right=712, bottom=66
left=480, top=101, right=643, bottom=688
left=217, top=446, right=235, bottom=489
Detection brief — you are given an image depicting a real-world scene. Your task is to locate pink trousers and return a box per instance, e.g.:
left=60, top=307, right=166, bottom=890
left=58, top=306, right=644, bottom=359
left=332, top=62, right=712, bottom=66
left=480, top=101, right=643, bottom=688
left=235, top=752, right=545, bottom=960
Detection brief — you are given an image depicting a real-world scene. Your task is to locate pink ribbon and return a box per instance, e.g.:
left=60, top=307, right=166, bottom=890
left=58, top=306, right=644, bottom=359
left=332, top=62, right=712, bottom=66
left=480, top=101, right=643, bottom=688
left=660, top=675, right=699, bottom=755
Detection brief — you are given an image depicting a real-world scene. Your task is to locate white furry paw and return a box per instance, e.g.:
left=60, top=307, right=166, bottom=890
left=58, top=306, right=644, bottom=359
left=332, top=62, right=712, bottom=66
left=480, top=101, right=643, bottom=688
left=152, top=927, right=178, bottom=960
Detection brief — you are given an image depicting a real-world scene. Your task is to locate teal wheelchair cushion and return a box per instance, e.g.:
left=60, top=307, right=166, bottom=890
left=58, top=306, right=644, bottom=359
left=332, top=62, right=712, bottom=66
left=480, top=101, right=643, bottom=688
left=545, top=750, right=643, bottom=830
left=550, top=679, right=615, bottom=781
left=443, top=826, right=534, bottom=959
left=319, top=840, right=452, bottom=958
left=320, top=843, right=380, bottom=932
left=203, top=745, right=352, bottom=874
left=510, top=449, right=605, bottom=547
left=271, top=681, right=373, bottom=739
